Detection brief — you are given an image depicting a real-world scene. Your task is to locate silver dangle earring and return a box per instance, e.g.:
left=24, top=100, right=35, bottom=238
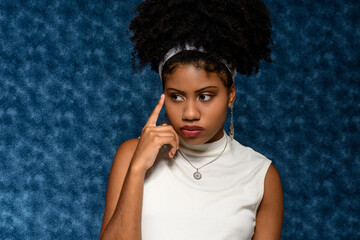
left=229, top=103, right=234, bottom=141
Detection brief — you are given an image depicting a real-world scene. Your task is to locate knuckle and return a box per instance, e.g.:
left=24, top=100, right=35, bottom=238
left=149, top=130, right=155, bottom=137
left=153, top=135, right=161, bottom=143
left=166, top=125, right=174, bottom=132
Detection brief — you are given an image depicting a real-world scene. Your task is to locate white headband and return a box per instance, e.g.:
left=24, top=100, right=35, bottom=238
left=158, top=44, right=237, bottom=81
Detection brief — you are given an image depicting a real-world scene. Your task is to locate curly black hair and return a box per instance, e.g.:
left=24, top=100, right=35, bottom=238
left=128, top=0, right=272, bottom=84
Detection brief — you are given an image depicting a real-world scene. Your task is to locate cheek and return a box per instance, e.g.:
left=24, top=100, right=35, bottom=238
left=206, top=100, right=228, bottom=117
left=205, top=103, right=228, bottom=127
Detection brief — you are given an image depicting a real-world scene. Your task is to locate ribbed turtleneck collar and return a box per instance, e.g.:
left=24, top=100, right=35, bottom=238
left=179, top=130, right=228, bottom=157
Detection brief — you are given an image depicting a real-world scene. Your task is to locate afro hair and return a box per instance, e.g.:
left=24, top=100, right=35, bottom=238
left=128, top=0, right=272, bottom=77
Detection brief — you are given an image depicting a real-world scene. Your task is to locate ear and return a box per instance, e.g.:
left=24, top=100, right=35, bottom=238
left=228, top=83, right=236, bottom=108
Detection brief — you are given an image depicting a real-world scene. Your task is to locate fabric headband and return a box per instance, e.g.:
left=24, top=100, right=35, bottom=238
left=158, top=44, right=237, bottom=81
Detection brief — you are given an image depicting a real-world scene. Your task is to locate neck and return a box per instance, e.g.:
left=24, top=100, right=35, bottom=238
left=179, top=130, right=228, bottom=157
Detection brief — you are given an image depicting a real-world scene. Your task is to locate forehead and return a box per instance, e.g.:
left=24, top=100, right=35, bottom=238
left=164, top=64, right=225, bottom=90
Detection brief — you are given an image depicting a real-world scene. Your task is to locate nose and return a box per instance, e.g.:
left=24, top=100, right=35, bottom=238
left=182, top=100, right=200, bottom=121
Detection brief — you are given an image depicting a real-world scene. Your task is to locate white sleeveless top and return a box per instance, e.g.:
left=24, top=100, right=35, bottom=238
left=141, top=131, right=271, bottom=240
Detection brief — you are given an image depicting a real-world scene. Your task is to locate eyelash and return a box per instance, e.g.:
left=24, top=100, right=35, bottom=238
left=171, top=94, right=184, bottom=102
left=170, top=94, right=213, bottom=102
left=199, top=94, right=212, bottom=101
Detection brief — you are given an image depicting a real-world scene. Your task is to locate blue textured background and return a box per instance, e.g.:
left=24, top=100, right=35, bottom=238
left=0, top=0, right=359, bottom=239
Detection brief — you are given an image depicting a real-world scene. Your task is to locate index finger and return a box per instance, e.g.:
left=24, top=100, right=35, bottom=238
left=146, top=94, right=165, bottom=126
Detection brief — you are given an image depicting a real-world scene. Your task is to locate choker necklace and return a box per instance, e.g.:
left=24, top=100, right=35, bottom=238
left=178, top=138, right=228, bottom=180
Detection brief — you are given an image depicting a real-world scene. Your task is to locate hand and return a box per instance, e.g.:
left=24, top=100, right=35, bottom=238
left=131, top=94, right=179, bottom=172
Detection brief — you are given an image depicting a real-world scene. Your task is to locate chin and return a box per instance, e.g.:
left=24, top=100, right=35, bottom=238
left=180, top=134, right=211, bottom=145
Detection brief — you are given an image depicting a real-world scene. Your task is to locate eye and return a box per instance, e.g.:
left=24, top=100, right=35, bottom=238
left=199, top=94, right=212, bottom=102
left=171, top=94, right=184, bottom=102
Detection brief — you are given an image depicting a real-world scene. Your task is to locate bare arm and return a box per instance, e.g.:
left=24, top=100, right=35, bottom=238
left=99, top=139, right=138, bottom=237
left=252, top=164, right=284, bottom=240
left=99, top=138, right=144, bottom=240
left=99, top=94, right=179, bottom=240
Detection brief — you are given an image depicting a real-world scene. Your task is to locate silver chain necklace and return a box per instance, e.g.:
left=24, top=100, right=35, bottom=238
left=178, top=138, right=228, bottom=180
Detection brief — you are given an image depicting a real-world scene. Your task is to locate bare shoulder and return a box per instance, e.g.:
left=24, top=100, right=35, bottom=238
left=107, top=138, right=140, bottom=195
left=116, top=138, right=139, bottom=156
left=262, top=164, right=283, bottom=212
left=107, top=137, right=139, bottom=193
left=253, top=164, right=284, bottom=240
left=113, top=138, right=139, bottom=162
left=265, top=164, right=282, bottom=190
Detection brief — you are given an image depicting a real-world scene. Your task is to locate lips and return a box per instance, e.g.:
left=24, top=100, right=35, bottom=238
left=180, top=125, right=204, bottom=137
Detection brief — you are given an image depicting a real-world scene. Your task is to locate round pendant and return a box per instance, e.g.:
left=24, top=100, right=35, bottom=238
left=193, top=171, right=202, bottom=180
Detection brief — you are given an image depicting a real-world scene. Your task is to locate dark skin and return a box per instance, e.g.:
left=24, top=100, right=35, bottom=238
left=99, top=64, right=283, bottom=240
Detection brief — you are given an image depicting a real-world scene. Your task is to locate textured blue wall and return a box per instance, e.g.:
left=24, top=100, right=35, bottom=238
left=0, top=0, right=359, bottom=239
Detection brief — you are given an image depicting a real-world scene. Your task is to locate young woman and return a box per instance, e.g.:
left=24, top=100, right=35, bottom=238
left=99, top=0, right=283, bottom=239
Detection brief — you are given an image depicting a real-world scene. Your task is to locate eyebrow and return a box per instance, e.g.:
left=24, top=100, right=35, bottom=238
left=166, top=86, right=218, bottom=94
